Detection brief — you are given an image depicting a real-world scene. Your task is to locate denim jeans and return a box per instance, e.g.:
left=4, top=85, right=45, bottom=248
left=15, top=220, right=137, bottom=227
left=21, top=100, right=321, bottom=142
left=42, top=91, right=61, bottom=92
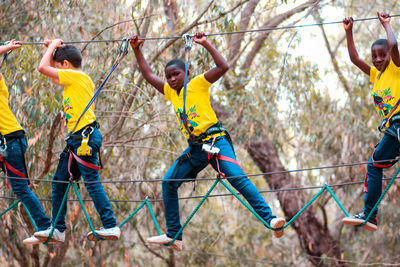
left=364, top=124, right=400, bottom=218
left=5, top=136, right=51, bottom=231
left=162, top=136, right=276, bottom=240
left=52, top=127, right=116, bottom=231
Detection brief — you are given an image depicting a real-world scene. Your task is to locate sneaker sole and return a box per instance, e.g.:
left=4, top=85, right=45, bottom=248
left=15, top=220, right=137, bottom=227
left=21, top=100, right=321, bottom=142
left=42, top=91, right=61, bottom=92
left=342, top=218, right=377, bottom=232
left=87, top=233, right=119, bottom=241
left=34, top=236, right=64, bottom=244
left=147, top=239, right=182, bottom=252
left=271, top=219, right=286, bottom=238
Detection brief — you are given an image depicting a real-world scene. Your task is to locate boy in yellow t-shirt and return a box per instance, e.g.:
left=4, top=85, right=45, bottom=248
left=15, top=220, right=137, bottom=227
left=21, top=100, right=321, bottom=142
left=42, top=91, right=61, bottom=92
left=0, top=40, right=52, bottom=245
left=130, top=32, right=286, bottom=252
left=341, top=12, right=400, bottom=232
left=34, top=39, right=120, bottom=243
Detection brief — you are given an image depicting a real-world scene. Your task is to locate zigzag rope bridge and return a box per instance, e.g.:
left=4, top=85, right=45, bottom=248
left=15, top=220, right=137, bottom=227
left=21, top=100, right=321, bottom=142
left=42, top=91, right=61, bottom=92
left=1, top=163, right=399, bottom=246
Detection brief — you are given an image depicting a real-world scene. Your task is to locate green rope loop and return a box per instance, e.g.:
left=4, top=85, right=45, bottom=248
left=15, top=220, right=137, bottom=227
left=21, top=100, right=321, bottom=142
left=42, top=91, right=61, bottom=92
left=0, top=199, right=20, bottom=217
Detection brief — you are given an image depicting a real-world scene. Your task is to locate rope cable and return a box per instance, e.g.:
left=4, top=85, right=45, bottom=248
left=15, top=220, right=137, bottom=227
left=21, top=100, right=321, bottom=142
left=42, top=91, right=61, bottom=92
left=4, top=14, right=400, bottom=46
left=0, top=157, right=397, bottom=184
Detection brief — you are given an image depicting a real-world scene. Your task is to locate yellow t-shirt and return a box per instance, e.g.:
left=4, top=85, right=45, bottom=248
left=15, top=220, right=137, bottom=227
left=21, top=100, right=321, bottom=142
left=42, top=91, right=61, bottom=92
left=370, top=59, right=400, bottom=123
left=0, top=76, right=23, bottom=135
left=164, top=73, right=218, bottom=139
left=58, top=69, right=96, bottom=133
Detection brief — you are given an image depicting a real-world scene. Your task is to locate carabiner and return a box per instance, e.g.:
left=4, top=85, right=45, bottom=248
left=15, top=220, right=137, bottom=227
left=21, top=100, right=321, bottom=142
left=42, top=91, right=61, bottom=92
left=119, top=38, right=129, bottom=56
left=0, top=135, right=7, bottom=158
left=182, top=34, right=193, bottom=51
left=82, top=126, right=94, bottom=138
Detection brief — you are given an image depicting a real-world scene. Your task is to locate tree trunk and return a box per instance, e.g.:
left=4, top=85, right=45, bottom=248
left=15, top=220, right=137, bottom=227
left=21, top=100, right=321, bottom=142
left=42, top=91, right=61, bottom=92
left=246, top=139, right=345, bottom=267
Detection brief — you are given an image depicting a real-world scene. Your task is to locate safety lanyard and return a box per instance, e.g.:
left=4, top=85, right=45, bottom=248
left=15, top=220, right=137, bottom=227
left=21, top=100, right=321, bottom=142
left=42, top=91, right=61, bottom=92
left=181, top=34, right=195, bottom=139
left=68, top=38, right=129, bottom=136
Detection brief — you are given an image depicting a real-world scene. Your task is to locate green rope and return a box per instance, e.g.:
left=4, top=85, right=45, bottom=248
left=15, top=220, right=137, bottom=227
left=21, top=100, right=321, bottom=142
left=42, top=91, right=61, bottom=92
left=325, top=184, right=350, bottom=217
left=72, top=183, right=104, bottom=241
left=146, top=199, right=162, bottom=235
left=167, top=179, right=220, bottom=246
left=0, top=199, right=20, bottom=217
left=118, top=199, right=147, bottom=228
left=21, top=202, right=38, bottom=232
left=44, top=183, right=71, bottom=245
left=357, top=164, right=400, bottom=227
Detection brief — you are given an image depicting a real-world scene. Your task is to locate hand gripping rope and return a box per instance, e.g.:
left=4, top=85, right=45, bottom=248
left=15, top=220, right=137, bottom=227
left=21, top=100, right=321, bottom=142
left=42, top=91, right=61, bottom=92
left=0, top=41, right=12, bottom=68
left=68, top=38, right=130, bottom=136
left=181, top=34, right=195, bottom=139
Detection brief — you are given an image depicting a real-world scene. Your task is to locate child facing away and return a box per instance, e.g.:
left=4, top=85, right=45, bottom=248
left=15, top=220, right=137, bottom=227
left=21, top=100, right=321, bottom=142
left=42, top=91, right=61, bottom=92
left=129, top=32, right=286, bottom=251
left=33, top=39, right=120, bottom=243
left=341, top=12, right=400, bottom=231
left=0, top=40, right=53, bottom=245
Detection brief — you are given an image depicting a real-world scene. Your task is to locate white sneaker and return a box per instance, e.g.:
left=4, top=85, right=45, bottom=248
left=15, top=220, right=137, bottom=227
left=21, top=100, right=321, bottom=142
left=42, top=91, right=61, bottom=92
left=87, top=226, right=120, bottom=241
left=34, top=227, right=65, bottom=243
left=147, top=234, right=182, bottom=252
left=270, top=217, right=286, bottom=238
left=23, top=235, right=44, bottom=245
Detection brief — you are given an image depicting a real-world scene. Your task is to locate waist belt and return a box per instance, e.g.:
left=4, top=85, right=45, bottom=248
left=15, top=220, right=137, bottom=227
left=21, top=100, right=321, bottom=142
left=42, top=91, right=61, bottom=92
left=190, top=122, right=227, bottom=143
left=389, top=114, right=400, bottom=126
left=3, top=130, right=25, bottom=141
left=69, top=121, right=100, bottom=141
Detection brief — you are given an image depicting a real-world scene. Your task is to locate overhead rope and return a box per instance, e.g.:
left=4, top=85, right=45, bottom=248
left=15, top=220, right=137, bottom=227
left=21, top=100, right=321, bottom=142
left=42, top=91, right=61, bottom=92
left=3, top=14, right=400, bottom=46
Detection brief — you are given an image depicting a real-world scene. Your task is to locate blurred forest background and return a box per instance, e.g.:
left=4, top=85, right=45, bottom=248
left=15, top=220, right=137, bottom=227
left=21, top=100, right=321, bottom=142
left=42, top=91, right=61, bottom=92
left=1, top=0, right=400, bottom=266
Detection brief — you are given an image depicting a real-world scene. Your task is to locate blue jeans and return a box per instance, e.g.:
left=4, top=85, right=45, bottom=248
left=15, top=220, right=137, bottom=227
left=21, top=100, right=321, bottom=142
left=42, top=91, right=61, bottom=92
left=52, top=127, right=116, bottom=231
left=5, top=136, right=51, bottom=231
left=364, top=124, right=400, bottom=218
left=162, top=136, right=276, bottom=240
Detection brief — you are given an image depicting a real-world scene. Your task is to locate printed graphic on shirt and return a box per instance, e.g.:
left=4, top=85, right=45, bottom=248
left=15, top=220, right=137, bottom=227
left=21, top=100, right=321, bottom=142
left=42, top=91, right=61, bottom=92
left=63, top=97, right=72, bottom=120
left=176, top=105, right=199, bottom=135
left=372, top=88, right=395, bottom=117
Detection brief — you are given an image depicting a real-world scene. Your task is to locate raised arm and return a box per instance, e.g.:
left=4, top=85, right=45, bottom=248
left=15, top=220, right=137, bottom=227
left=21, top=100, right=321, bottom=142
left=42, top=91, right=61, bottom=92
left=0, top=39, right=21, bottom=55
left=378, top=12, right=400, bottom=67
left=343, top=17, right=371, bottom=76
left=37, top=39, right=63, bottom=84
left=0, top=39, right=21, bottom=80
left=129, top=35, right=165, bottom=94
left=193, top=32, right=229, bottom=83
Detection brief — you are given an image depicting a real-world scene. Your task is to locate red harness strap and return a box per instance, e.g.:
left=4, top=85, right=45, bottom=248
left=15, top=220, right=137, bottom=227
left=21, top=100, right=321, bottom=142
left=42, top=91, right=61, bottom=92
left=207, top=154, right=243, bottom=178
left=0, top=157, right=27, bottom=189
left=68, top=151, right=101, bottom=179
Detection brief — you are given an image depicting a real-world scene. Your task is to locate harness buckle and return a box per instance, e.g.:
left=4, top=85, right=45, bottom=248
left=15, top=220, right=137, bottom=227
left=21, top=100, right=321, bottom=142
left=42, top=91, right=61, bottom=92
left=0, top=135, right=7, bottom=158
left=202, top=137, right=220, bottom=156
left=77, top=126, right=94, bottom=156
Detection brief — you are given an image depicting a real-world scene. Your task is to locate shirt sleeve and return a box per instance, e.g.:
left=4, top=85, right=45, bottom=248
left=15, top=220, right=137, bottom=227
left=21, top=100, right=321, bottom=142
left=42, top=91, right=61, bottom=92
left=164, top=83, right=172, bottom=101
left=370, top=66, right=378, bottom=83
left=190, top=73, right=212, bottom=93
left=57, top=69, right=73, bottom=86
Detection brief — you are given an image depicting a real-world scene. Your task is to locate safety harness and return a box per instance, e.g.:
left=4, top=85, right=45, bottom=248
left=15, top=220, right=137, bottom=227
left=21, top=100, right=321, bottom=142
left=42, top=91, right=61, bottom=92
left=170, top=34, right=242, bottom=180
left=0, top=130, right=28, bottom=189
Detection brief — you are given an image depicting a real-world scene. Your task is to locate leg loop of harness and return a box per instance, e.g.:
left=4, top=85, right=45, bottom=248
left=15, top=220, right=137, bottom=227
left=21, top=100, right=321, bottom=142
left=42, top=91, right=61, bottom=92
left=0, top=134, right=28, bottom=189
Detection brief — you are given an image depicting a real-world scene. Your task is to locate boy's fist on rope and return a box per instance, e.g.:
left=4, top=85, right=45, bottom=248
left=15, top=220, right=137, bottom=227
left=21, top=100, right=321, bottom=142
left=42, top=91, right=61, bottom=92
left=342, top=17, right=353, bottom=31
left=128, top=34, right=144, bottom=50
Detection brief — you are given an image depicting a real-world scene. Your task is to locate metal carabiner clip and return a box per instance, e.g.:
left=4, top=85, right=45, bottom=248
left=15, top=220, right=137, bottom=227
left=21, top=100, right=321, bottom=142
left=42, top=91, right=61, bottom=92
left=0, top=135, right=7, bottom=158
left=119, top=38, right=129, bottom=55
left=182, top=34, right=193, bottom=51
